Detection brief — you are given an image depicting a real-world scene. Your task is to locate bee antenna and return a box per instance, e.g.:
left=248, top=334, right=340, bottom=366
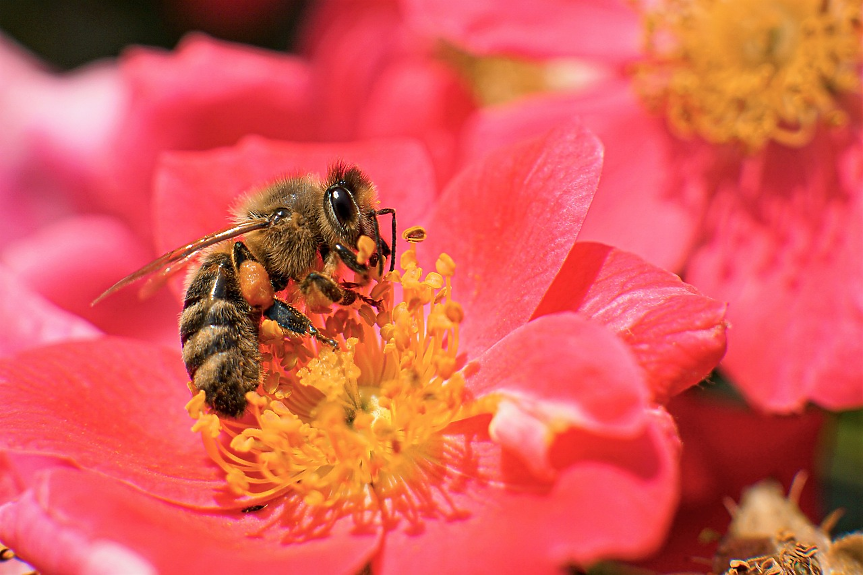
left=375, top=208, right=396, bottom=273
left=369, top=209, right=385, bottom=276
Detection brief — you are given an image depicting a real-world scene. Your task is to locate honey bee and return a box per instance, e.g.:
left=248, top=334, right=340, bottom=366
left=94, top=163, right=396, bottom=417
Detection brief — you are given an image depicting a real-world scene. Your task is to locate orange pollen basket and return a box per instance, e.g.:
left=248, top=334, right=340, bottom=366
left=186, top=230, right=487, bottom=534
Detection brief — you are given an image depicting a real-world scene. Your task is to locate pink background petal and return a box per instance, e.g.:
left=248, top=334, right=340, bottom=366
left=0, top=468, right=381, bottom=575
left=96, top=34, right=314, bottom=238
left=535, top=243, right=728, bottom=403
left=0, top=339, right=227, bottom=507
left=636, top=391, right=825, bottom=572
left=462, top=80, right=708, bottom=271
left=300, top=0, right=477, bottom=187
left=0, top=35, right=125, bottom=244
left=357, top=56, right=476, bottom=188
left=1, top=215, right=179, bottom=347
left=423, top=119, right=603, bottom=359
left=402, top=0, right=642, bottom=62
left=300, top=0, right=404, bottom=141
left=0, top=265, right=102, bottom=357
left=687, top=132, right=863, bottom=412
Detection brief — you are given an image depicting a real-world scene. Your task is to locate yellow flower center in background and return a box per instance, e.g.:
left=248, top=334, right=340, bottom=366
left=187, top=237, right=489, bottom=535
left=633, top=0, right=861, bottom=150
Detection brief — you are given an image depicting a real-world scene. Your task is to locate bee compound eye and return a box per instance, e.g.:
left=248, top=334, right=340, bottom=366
left=327, top=185, right=357, bottom=228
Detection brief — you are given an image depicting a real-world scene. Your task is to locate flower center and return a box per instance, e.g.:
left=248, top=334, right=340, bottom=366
left=187, top=234, right=486, bottom=534
left=632, top=0, right=861, bottom=150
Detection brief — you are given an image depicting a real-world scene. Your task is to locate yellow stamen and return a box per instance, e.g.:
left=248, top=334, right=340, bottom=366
left=356, top=235, right=376, bottom=266
left=633, top=0, right=862, bottom=151
left=403, top=225, right=428, bottom=243
left=189, top=228, right=490, bottom=531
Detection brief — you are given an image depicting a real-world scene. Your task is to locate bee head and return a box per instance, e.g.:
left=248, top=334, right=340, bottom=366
left=322, top=163, right=378, bottom=248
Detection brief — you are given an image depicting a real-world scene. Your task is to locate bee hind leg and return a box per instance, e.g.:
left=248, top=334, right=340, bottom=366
left=265, top=298, right=338, bottom=349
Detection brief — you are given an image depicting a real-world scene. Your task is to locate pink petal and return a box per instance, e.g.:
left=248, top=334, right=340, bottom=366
left=300, top=0, right=477, bottom=186
left=0, top=265, right=101, bottom=357
left=687, top=131, right=863, bottom=412
left=299, top=0, right=405, bottom=141
left=377, top=408, right=681, bottom=574
left=95, top=34, right=314, bottom=238
left=0, top=468, right=381, bottom=575
left=0, top=35, right=126, bottom=243
left=423, top=119, right=603, bottom=359
left=669, top=391, right=824, bottom=511
left=474, top=313, right=650, bottom=480
left=402, top=0, right=642, bottom=62
left=1, top=216, right=179, bottom=347
left=462, top=80, right=708, bottom=271
left=535, top=242, right=728, bottom=403
left=152, top=136, right=437, bottom=282
left=0, top=339, right=226, bottom=507
left=0, top=451, right=78, bottom=506
left=357, top=55, right=477, bottom=187
left=466, top=313, right=649, bottom=434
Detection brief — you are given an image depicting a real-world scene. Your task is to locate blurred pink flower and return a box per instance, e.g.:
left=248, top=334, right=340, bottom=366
left=298, top=0, right=477, bottom=185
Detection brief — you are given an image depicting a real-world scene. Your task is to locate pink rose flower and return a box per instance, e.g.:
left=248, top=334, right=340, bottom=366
left=0, top=127, right=726, bottom=573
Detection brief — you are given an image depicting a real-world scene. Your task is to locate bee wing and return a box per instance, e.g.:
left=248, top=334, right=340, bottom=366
left=91, top=219, right=270, bottom=306
left=137, top=250, right=199, bottom=301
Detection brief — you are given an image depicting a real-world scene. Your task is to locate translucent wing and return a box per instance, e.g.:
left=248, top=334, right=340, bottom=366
left=137, top=250, right=199, bottom=301
left=91, top=219, right=270, bottom=306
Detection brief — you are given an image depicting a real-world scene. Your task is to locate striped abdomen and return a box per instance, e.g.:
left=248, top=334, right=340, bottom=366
left=180, top=251, right=260, bottom=417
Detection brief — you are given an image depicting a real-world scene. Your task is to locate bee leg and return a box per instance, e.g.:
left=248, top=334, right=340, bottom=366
left=374, top=207, right=396, bottom=273
left=233, top=241, right=276, bottom=309
left=301, top=271, right=346, bottom=302
left=302, top=272, right=376, bottom=308
left=333, top=244, right=369, bottom=275
left=231, top=240, right=255, bottom=265
left=265, top=298, right=338, bottom=349
left=339, top=281, right=383, bottom=309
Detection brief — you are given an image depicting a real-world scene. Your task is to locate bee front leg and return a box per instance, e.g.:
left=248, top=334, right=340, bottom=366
left=301, top=272, right=380, bottom=308
left=265, top=299, right=338, bottom=349
left=340, top=281, right=383, bottom=309
left=301, top=271, right=346, bottom=304
left=333, top=244, right=369, bottom=276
